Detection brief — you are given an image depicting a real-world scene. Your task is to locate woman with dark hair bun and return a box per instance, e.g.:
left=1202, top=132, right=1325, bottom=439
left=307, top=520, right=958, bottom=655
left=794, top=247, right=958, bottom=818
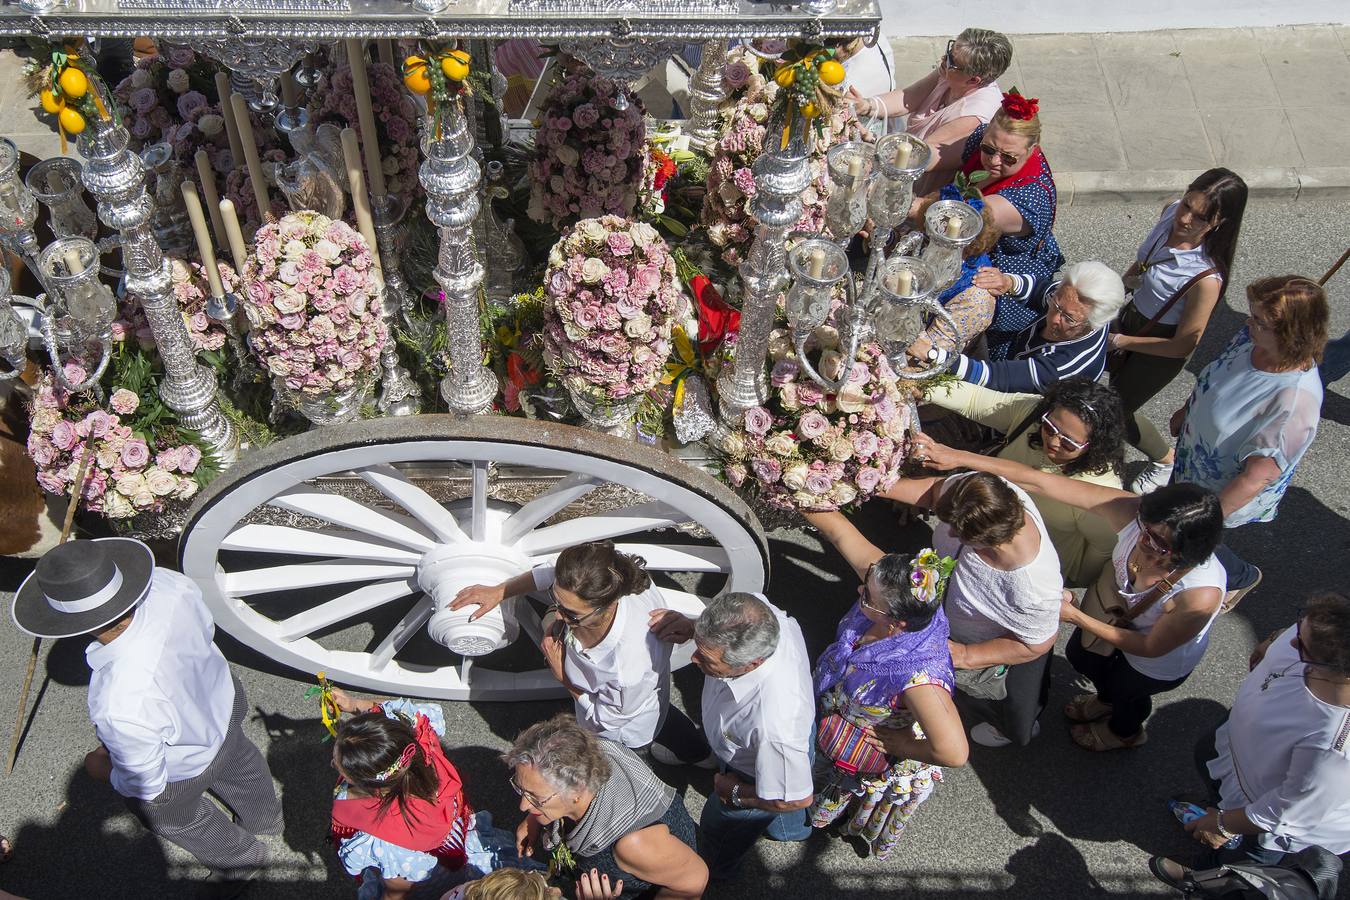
left=924, top=377, right=1139, bottom=587
left=451, top=541, right=711, bottom=766
left=326, top=690, right=474, bottom=899
left=908, top=434, right=1226, bottom=752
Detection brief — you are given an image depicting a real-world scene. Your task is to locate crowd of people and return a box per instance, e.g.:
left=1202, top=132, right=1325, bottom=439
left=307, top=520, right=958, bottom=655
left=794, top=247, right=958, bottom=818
left=2, top=25, right=1348, bottom=900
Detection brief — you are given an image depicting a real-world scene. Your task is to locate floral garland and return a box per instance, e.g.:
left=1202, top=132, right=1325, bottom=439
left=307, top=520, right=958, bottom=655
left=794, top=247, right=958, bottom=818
left=242, top=211, right=386, bottom=398
left=318, top=61, right=422, bottom=201
left=527, top=61, right=647, bottom=230
left=715, top=326, right=912, bottom=512
left=701, top=65, right=870, bottom=268
left=540, top=216, right=680, bottom=404
left=27, top=360, right=213, bottom=520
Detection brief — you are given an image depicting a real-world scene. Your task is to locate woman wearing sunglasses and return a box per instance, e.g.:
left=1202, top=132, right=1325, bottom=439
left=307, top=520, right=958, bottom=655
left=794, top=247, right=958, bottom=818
left=450, top=542, right=711, bottom=766
left=1167, top=275, right=1328, bottom=612
left=1149, top=592, right=1350, bottom=894
left=847, top=29, right=1013, bottom=189
left=923, top=377, right=1149, bottom=588
left=907, top=432, right=1225, bottom=752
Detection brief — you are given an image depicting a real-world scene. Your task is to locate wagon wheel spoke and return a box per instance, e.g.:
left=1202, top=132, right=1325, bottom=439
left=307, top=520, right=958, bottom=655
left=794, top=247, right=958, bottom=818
left=220, top=524, right=423, bottom=563
left=611, top=543, right=731, bottom=573
left=501, top=472, right=600, bottom=545
left=223, top=560, right=418, bottom=596
left=518, top=501, right=692, bottom=555
left=358, top=463, right=468, bottom=543
left=470, top=460, right=489, bottom=542
left=369, top=596, right=438, bottom=670
left=268, top=487, right=437, bottom=551
left=276, top=579, right=420, bottom=642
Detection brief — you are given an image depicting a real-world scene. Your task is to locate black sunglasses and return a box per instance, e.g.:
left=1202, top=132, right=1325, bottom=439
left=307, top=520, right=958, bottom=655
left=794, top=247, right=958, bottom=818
left=942, top=39, right=965, bottom=73
left=548, top=587, right=606, bottom=628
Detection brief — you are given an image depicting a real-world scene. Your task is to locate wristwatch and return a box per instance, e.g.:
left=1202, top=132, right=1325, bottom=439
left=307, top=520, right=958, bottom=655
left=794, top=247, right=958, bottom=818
left=730, top=783, right=744, bottom=809
left=1214, top=809, right=1236, bottom=840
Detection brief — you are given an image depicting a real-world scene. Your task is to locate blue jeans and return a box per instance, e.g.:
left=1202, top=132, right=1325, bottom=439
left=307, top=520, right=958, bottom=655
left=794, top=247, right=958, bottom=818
left=698, top=788, right=811, bottom=879
left=1321, top=329, right=1350, bottom=387
left=1215, top=542, right=1260, bottom=592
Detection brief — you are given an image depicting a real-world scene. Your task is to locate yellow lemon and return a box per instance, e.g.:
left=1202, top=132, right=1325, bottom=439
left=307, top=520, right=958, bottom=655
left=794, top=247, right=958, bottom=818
left=40, top=88, right=64, bottom=114
left=402, top=59, right=432, bottom=95
left=774, top=66, right=795, bottom=87
left=801, top=101, right=820, bottom=118
left=818, top=59, right=845, bottom=86
left=57, top=66, right=89, bottom=99
left=440, top=49, right=470, bottom=82
left=58, top=106, right=86, bottom=134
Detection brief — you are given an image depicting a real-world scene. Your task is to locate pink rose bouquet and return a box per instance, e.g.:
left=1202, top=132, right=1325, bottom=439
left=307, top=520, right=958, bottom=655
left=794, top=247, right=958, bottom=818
left=541, top=216, right=681, bottom=404
left=169, top=257, right=238, bottom=353
left=26, top=371, right=205, bottom=519
left=317, top=61, right=422, bottom=202
left=527, top=62, right=647, bottom=230
left=714, top=327, right=912, bottom=512
left=241, top=211, right=385, bottom=399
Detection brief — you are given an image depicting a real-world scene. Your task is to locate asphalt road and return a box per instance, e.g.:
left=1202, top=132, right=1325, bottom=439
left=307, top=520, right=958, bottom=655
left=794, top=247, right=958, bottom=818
left=1, top=195, right=1348, bottom=899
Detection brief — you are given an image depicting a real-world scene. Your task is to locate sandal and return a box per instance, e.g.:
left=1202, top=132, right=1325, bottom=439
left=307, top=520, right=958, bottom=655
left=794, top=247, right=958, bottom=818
left=1071, top=720, right=1148, bottom=752
left=1064, top=693, right=1113, bottom=723
left=1221, top=566, right=1263, bottom=614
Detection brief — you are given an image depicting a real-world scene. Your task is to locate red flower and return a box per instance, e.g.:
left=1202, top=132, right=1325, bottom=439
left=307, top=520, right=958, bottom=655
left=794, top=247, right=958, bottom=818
left=651, top=148, right=677, bottom=193
left=1000, top=89, right=1039, bottom=121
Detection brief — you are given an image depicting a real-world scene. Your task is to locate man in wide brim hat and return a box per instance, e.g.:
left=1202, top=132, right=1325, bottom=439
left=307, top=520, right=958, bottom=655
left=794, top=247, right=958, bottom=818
left=13, top=538, right=282, bottom=897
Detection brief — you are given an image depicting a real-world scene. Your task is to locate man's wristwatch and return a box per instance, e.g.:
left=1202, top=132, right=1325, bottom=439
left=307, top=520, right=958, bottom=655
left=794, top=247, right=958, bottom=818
left=1214, top=809, right=1236, bottom=839
left=730, top=783, right=744, bottom=809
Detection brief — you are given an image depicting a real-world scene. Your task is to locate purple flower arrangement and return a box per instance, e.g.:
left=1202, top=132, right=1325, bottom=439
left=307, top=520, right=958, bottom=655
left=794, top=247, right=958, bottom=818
left=527, top=63, right=647, bottom=230
left=241, top=211, right=386, bottom=398
left=540, top=216, right=681, bottom=404
left=715, top=328, right=912, bottom=512
left=169, top=257, right=237, bottom=353
left=317, top=62, right=422, bottom=201
left=112, top=46, right=231, bottom=171
left=27, top=370, right=204, bottom=519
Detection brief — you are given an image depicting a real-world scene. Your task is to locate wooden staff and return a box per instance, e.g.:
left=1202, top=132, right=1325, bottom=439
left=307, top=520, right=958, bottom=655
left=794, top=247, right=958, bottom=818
left=7, top=438, right=95, bottom=774
left=1319, top=247, right=1350, bottom=286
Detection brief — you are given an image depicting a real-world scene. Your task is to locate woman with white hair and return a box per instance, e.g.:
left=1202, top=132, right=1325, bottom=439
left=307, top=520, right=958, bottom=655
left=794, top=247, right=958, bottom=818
left=909, top=260, right=1128, bottom=394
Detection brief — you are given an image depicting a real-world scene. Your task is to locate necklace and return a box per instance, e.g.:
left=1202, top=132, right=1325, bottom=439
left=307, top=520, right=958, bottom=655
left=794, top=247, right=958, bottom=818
left=1261, top=662, right=1350, bottom=692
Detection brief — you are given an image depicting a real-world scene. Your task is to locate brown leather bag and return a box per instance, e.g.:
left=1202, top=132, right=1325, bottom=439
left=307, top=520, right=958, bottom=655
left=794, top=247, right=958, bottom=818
left=1077, top=557, right=1189, bottom=656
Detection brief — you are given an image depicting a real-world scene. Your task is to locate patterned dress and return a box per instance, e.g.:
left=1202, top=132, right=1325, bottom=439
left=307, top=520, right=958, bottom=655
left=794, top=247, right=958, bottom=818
left=810, top=672, right=949, bottom=859
left=961, top=124, right=1064, bottom=284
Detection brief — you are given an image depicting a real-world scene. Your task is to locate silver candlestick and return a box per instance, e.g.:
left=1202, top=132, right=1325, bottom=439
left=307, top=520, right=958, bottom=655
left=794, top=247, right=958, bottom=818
left=716, top=107, right=813, bottom=423
left=141, top=143, right=193, bottom=256
left=686, top=39, right=729, bottom=151
left=419, top=104, right=498, bottom=416
left=77, top=110, right=238, bottom=464
left=371, top=192, right=421, bottom=416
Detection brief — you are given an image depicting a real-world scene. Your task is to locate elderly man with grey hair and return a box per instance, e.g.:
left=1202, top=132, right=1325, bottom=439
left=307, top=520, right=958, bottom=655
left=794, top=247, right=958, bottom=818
left=648, top=592, right=814, bottom=881
left=909, top=260, right=1129, bottom=394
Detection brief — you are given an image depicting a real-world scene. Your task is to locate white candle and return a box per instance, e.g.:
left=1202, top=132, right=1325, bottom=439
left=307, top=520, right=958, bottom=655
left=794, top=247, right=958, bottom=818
left=218, top=198, right=250, bottom=276
left=280, top=70, right=299, bottom=109
left=808, top=248, right=826, bottom=279
left=214, top=72, right=245, bottom=171
left=896, top=268, right=913, bottom=296
left=343, top=39, right=389, bottom=200
left=893, top=139, right=912, bottom=169
left=62, top=246, right=85, bottom=277
left=194, top=149, right=228, bottom=252
left=377, top=39, right=395, bottom=68
left=230, top=94, right=272, bottom=225
left=945, top=216, right=962, bottom=238
left=181, top=180, right=226, bottom=298
left=846, top=155, right=863, bottom=179
left=340, top=127, right=384, bottom=277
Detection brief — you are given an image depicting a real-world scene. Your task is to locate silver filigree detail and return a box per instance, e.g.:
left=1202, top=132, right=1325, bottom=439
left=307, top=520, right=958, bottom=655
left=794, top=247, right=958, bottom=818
left=558, top=36, right=683, bottom=84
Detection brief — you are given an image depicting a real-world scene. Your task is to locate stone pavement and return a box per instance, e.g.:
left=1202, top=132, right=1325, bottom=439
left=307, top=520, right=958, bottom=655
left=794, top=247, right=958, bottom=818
left=2, top=24, right=1349, bottom=201
left=887, top=25, right=1350, bottom=203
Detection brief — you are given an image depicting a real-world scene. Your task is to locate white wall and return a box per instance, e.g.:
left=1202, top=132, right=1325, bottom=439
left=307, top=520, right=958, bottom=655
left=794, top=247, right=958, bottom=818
left=879, top=0, right=1347, bottom=35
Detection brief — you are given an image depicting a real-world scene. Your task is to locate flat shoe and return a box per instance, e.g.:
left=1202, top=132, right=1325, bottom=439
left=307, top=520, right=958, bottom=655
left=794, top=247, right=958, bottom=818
left=1064, top=692, right=1113, bottom=723
left=1147, top=855, right=1191, bottom=890
left=1071, top=720, right=1147, bottom=752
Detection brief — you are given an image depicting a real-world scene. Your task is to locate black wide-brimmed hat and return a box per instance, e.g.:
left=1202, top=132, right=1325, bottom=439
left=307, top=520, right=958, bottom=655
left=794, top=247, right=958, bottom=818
left=12, top=538, right=155, bottom=638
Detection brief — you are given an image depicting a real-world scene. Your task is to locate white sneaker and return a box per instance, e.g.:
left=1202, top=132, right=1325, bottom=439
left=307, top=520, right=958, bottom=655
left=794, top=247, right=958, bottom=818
left=649, top=742, right=718, bottom=769
left=970, top=720, right=1040, bottom=748
left=1130, top=461, right=1174, bottom=495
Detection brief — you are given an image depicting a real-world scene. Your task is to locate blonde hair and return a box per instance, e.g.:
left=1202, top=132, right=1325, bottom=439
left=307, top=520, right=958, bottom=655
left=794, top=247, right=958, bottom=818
left=987, top=107, right=1042, bottom=147
left=955, top=28, right=1014, bottom=83
left=465, top=869, right=553, bottom=900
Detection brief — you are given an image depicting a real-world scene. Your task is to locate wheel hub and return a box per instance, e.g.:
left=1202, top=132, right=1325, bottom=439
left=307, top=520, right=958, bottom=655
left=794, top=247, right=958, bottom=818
left=420, top=512, right=532, bottom=658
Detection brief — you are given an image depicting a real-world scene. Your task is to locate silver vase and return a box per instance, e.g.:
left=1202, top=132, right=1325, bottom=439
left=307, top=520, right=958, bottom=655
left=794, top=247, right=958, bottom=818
left=293, top=379, right=372, bottom=426
left=568, top=386, right=641, bottom=439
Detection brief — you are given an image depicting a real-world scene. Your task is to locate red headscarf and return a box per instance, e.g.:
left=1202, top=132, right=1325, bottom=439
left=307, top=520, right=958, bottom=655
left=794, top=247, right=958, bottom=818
left=330, top=711, right=471, bottom=863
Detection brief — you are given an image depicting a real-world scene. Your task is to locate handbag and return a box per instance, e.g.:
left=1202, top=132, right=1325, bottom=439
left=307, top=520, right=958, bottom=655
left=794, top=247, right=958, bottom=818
left=1106, top=264, right=1217, bottom=375
left=975, top=406, right=1041, bottom=458
left=1077, top=553, right=1190, bottom=656
left=954, top=663, right=1010, bottom=700
left=816, top=712, right=892, bottom=776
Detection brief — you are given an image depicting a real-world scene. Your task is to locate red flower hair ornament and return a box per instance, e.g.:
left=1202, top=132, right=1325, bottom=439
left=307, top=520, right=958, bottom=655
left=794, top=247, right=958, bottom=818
left=1000, top=88, right=1039, bottom=121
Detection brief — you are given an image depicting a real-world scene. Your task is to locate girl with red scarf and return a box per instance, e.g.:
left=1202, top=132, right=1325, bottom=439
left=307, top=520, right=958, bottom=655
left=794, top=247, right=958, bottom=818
left=328, top=689, right=472, bottom=899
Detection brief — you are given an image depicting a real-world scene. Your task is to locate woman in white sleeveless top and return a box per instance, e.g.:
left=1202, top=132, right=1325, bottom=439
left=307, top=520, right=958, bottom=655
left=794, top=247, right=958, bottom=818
left=849, top=28, right=1012, bottom=191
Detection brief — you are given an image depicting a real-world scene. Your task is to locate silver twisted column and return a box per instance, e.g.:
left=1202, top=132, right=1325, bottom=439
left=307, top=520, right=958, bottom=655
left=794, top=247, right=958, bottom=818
left=77, top=117, right=238, bottom=463
left=419, top=106, right=497, bottom=416
left=686, top=40, right=729, bottom=151
left=716, top=116, right=812, bottom=422
left=371, top=193, right=421, bottom=416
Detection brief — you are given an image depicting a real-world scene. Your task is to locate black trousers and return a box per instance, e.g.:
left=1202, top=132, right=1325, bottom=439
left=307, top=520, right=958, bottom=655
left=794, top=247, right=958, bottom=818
left=1065, top=628, right=1187, bottom=738
left=961, top=651, right=1051, bottom=746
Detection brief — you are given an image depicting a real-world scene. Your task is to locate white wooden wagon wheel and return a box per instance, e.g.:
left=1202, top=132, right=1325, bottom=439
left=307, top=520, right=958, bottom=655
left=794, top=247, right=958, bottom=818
left=179, top=416, right=769, bottom=700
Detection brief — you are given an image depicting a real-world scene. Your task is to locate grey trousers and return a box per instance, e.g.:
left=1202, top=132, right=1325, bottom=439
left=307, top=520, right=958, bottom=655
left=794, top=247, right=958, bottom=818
left=123, top=676, right=282, bottom=878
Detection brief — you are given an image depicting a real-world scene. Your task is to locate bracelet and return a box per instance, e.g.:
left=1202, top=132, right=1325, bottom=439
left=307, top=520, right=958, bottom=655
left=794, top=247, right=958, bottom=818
left=730, top=783, right=744, bottom=809
left=1214, top=809, right=1236, bottom=839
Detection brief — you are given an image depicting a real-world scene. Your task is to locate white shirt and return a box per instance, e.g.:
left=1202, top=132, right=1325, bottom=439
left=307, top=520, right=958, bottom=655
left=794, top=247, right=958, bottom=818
left=934, top=473, right=1064, bottom=647
left=532, top=565, right=672, bottom=749
left=86, top=568, right=235, bottom=800
left=1110, top=520, right=1226, bottom=681
left=700, top=598, right=814, bottom=802
left=1131, top=200, right=1222, bottom=326
left=1208, top=626, right=1350, bottom=854
left=843, top=40, right=896, bottom=99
